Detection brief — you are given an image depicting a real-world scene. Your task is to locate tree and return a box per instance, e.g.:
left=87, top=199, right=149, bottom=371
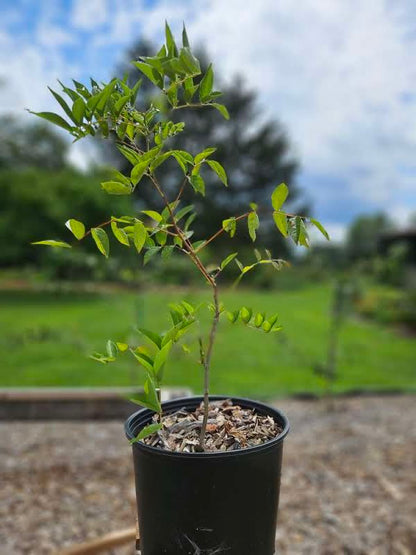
left=346, top=213, right=393, bottom=260
left=0, top=167, right=132, bottom=266
left=103, top=39, right=303, bottom=253
left=0, top=115, right=67, bottom=171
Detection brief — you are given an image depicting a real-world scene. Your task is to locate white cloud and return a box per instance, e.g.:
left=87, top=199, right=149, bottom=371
left=105, top=0, right=416, bottom=219
left=72, top=0, right=110, bottom=30
left=1, top=0, right=415, bottom=225
left=36, top=23, right=75, bottom=48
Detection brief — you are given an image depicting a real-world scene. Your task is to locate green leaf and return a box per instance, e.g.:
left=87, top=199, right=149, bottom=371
left=133, top=221, right=147, bottom=253
left=194, top=147, right=216, bottom=165
left=65, top=219, right=85, bottom=240
left=29, top=111, right=72, bottom=132
left=101, top=180, right=132, bottom=195
left=190, top=174, right=205, bottom=195
left=227, top=310, right=240, bottom=323
left=116, top=342, right=129, bottom=352
left=288, top=216, right=301, bottom=243
left=179, top=47, right=201, bottom=75
left=206, top=160, right=228, bottom=186
left=182, top=24, right=190, bottom=47
left=254, top=312, right=265, bottom=328
left=48, top=87, right=75, bottom=122
left=273, top=212, right=288, bottom=237
left=166, top=83, right=178, bottom=107
left=90, top=352, right=115, bottom=364
left=298, top=219, right=310, bottom=247
left=199, top=63, right=214, bottom=102
left=94, top=80, right=116, bottom=114
left=183, top=76, right=196, bottom=103
left=155, top=230, right=167, bottom=246
left=220, top=252, right=238, bottom=270
left=137, top=328, right=162, bottom=349
left=271, top=183, right=289, bottom=211
left=111, top=221, right=130, bottom=246
left=222, top=217, right=236, bottom=238
left=129, top=376, right=160, bottom=413
left=153, top=340, right=173, bottom=377
left=248, top=211, right=259, bottom=242
left=131, top=348, right=154, bottom=373
left=142, top=210, right=162, bottom=223
left=132, top=61, right=163, bottom=88
left=165, top=21, right=177, bottom=57
left=86, top=80, right=115, bottom=115
left=131, top=161, right=149, bottom=185
left=130, top=79, right=142, bottom=103
left=32, top=240, right=71, bottom=249
left=181, top=300, right=195, bottom=314
left=240, top=307, right=252, bottom=324
left=262, top=320, right=272, bottom=333
left=175, top=204, right=194, bottom=222
left=170, top=150, right=192, bottom=173
left=129, top=422, right=162, bottom=444
left=267, top=314, right=279, bottom=329
left=106, top=340, right=118, bottom=358
left=212, top=103, right=230, bottom=120
left=310, top=218, right=330, bottom=240
left=91, top=228, right=109, bottom=257
left=117, top=144, right=142, bottom=166
left=235, top=258, right=243, bottom=271
left=151, top=152, right=171, bottom=170
left=72, top=97, right=86, bottom=124
left=114, top=93, right=130, bottom=114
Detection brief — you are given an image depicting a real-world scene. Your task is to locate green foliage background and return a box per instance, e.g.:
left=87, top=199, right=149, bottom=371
left=0, top=285, right=414, bottom=395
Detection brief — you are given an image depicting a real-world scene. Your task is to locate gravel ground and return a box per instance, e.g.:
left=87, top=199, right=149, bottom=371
left=1, top=396, right=415, bottom=554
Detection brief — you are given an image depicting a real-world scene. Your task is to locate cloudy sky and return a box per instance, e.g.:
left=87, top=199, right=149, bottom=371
left=1, top=0, right=416, bottom=240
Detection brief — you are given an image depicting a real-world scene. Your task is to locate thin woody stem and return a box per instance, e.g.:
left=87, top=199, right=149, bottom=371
left=148, top=172, right=220, bottom=450
left=149, top=174, right=214, bottom=286
left=195, top=212, right=250, bottom=253
left=199, top=282, right=220, bottom=449
left=174, top=176, right=189, bottom=204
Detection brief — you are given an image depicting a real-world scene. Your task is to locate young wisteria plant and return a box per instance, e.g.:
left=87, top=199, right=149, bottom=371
left=31, top=24, right=329, bottom=451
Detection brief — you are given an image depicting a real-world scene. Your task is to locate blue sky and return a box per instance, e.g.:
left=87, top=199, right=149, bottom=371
left=1, top=0, right=416, bottom=240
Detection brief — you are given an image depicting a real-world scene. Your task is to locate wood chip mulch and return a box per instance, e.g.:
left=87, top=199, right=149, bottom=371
left=1, top=396, right=415, bottom=554
left=143, top=399, right=283, bottom=453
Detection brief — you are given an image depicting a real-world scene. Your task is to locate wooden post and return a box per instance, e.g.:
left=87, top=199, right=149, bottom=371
left=57, top=526, right=139, bottom=555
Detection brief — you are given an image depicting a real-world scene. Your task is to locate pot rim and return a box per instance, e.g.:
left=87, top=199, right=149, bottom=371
left=124, top=395, right=290, bottom=459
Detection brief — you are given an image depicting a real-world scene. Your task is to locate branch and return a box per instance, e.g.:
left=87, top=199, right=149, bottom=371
left=195, top=212, right=250, bottom=253
left=148, top=174, right=215, bottom=287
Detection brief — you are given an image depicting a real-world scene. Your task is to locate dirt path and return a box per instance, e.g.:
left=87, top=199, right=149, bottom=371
left=1, top=396, right=415, bottom=554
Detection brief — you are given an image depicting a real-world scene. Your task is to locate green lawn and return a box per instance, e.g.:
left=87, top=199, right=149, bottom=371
left=0, top=285, right=415, bottom=397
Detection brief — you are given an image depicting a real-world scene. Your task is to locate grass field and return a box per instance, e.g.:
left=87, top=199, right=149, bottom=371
left=0, top=284, right=415, bottom=397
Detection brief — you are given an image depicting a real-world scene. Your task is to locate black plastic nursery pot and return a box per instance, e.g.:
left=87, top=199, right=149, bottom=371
left=125, top=395, right=289, bottom=555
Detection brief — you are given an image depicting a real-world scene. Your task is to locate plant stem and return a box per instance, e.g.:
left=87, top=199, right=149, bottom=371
left=195, top=212, right=250, bottom=253
left=149, top=175, right=214, bottom=286
left=199, top=281, right=220, bottom=450
left=148, top=172, right=220, bottom=450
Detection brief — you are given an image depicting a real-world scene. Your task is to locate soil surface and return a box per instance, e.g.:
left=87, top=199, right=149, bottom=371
left=1, top=395, right=415, bottom=554
left=141, top=399, right=283, bottom=452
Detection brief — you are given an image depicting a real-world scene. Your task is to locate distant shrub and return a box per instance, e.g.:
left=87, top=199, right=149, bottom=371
left=355, top=287, right=416, bottom=330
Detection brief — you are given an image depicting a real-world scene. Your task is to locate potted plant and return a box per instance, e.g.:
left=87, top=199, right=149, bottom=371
left=31, top=23, right=329, bottom=554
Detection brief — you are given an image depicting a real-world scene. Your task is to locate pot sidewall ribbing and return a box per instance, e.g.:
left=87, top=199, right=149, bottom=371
left=125, top=396, right=289, bottom=555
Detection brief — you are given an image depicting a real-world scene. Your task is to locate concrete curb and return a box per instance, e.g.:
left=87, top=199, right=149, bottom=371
left=0, top=387, right=192, bottom=420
